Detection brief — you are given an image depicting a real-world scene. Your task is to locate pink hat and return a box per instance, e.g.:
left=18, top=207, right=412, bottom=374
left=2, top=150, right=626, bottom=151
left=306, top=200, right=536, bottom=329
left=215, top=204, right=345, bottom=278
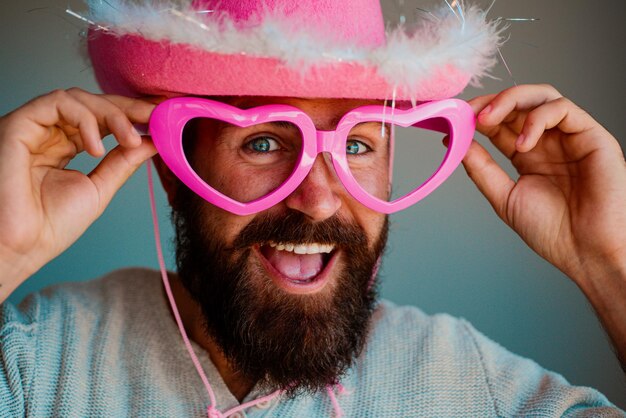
left=86, top=0, right=502, bottom=102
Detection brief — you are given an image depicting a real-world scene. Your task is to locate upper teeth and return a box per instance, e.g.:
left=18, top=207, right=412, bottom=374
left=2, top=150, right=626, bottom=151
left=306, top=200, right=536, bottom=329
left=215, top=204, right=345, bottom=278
left=268, top=241, right=335, bottom=255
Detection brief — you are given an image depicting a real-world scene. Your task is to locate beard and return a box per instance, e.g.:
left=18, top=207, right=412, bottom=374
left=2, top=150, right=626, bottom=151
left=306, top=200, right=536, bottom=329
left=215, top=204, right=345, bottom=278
left=172, top=187, right=388, bottom=396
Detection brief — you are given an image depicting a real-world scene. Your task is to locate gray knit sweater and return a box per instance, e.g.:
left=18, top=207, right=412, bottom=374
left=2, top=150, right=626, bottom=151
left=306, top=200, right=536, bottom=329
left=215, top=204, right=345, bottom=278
left=0, top=268, right=623, bottom=417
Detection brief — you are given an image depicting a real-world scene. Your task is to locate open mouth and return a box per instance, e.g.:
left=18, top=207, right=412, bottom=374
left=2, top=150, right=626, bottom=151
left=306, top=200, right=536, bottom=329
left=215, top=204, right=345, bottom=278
left=255, top=241, right=339, bottom=293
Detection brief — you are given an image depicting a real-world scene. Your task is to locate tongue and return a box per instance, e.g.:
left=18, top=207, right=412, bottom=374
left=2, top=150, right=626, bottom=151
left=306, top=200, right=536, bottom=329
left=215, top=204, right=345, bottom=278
left=264, top=247, right=324, bottom=281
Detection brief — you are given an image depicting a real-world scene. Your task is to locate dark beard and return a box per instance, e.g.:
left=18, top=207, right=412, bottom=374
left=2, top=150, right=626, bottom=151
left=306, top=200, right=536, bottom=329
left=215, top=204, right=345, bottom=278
left=172, top=189, right=388, bottom=396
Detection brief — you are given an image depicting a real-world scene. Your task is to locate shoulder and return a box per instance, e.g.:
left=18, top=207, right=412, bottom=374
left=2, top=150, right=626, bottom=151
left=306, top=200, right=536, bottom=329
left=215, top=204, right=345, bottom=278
left=0, top=268, right=163, bottom=416
left=36, top=266, right=161, bottom=305
left=1, top=267, right=162, bottom=343
left=364, top=300, right=494, bottom=378
left=18, top=267, right=160, bottom=316
left=367, top=299, right=478, bottom=354
left=347, top=300, right=622, bottom=416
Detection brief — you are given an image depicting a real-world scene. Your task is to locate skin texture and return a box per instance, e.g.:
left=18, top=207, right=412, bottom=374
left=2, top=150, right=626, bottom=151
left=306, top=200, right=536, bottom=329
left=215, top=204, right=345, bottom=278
left=0, top=85, right=624, bottom=394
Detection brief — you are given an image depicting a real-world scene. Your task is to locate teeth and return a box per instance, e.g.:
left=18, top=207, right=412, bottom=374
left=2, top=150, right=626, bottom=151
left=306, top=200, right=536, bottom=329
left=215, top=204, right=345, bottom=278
left=309, top=243, right=320, bottom=254
left=267, top=241, right=335, bottom=255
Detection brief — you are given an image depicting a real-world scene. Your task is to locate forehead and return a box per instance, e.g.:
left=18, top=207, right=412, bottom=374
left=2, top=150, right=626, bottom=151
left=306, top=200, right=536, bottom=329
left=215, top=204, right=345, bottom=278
left=225, top=96, right=383, bottom=130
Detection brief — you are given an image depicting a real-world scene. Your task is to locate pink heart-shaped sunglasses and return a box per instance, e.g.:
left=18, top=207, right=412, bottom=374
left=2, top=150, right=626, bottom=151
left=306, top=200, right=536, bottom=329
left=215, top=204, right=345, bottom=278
left=149, top=97, right=475, bottom=215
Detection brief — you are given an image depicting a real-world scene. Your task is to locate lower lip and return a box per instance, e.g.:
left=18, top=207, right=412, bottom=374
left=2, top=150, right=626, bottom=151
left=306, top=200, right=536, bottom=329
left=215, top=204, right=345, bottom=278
left=253, top=246, right=339, bottom=295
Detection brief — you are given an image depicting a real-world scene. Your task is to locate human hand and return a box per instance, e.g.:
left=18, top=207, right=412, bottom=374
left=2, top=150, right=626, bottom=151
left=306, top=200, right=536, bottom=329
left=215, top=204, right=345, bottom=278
left=0, top=88, right=157, bottom=302
left=464, top=84, right=626, bottom=285
left=463, top=84, right=626, bottom=366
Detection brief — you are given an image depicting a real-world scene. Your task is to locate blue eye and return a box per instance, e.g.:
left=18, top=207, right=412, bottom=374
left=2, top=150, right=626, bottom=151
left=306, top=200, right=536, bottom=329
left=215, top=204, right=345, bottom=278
left=346, top=140, right=370, bottom=155
left=247, top=136, right=280, bottom=153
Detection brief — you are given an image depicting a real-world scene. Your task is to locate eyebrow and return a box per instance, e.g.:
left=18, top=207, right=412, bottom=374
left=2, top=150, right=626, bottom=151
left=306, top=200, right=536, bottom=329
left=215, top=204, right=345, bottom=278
left=351, top=121, right=391, bottom=141
left=268, top=121, right=300, bottom=130
left=217, top=120, right=299, bottom=134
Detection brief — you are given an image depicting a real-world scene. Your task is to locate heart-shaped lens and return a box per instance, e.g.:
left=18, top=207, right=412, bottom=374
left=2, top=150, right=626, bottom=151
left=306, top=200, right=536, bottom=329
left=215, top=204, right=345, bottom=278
left=182, top=117, right=303, bottom=204
left=347, top=117, right=449, bottom=203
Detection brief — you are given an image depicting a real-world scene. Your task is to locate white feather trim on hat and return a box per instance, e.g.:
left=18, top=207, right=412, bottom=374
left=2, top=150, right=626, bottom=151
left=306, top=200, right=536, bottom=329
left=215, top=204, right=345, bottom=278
left=85, top=0, right=504, bottom=94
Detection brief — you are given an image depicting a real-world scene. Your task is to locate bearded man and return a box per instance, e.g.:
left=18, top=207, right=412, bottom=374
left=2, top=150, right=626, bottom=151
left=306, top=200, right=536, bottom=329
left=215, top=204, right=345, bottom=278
left=1, top=0, right=625, bottom=416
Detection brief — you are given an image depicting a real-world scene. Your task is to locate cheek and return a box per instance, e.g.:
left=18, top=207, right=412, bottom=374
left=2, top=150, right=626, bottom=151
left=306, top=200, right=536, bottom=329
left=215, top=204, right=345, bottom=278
left=194, top=148, right=295, bottom=204
left=350, top=161, right=391, bottom=202
left=203, top=164, right=292, bottom=203
left=353, top=211, right=388, bottom=253
left=198, top=203, right=255, bottom=247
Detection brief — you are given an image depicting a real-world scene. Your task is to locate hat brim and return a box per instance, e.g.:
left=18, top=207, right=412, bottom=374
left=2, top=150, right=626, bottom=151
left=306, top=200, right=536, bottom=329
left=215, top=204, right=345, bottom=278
left=89, top=31, right=471, bottom=101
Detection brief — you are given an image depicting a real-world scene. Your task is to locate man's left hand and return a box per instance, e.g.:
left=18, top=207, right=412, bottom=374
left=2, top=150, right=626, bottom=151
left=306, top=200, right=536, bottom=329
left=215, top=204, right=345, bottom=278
left=464, top=84, right=626, bottom=367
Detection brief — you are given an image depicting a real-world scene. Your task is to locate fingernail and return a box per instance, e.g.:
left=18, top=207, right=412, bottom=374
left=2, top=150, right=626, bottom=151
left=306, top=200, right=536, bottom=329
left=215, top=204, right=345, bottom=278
left=132, top=126, right=143, bottom=143
left=479, top=105, right=492, bottom=118
left=516, top=134, right=526, bottom=147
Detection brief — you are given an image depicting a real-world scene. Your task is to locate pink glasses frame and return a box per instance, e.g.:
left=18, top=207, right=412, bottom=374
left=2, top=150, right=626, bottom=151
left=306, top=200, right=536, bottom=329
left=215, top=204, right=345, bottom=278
left=149, top=97, right=475, bottom=215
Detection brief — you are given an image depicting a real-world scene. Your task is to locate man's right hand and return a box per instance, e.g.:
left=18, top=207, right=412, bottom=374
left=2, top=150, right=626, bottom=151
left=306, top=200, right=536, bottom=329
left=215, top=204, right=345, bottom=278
left=0, top=88, right=157, bottom=303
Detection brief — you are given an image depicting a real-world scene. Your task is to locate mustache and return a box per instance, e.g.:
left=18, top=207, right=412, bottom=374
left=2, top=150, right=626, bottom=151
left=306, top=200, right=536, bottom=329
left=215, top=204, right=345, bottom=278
left=228, top=210, right=368, bottom=252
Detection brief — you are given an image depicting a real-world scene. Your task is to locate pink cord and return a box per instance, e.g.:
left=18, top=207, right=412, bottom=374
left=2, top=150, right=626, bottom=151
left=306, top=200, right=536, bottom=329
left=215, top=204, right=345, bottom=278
left=336, top=383, right=347, bottom=395
left=368, top=255, right=382, bottom=291
left=326, top=385, right=345, bottom=418
left=146, top=161, right=217, bottom=410
left=221, top=390, right=282, bottom=417
left=206, top=406, right=222, bottom=418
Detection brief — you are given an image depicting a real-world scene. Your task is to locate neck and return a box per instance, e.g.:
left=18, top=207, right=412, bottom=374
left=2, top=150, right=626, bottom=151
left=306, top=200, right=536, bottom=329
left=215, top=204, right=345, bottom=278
left=168, top=274, right=255, bottom=402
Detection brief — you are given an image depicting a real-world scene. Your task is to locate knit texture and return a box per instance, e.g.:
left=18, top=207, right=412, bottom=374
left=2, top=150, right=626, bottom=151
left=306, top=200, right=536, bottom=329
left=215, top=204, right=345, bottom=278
left=1, top=268, right=623, bottom=417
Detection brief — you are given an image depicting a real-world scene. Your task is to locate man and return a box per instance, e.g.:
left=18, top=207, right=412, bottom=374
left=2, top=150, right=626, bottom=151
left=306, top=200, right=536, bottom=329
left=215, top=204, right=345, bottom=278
left=1, top=0, right=625, bottom=416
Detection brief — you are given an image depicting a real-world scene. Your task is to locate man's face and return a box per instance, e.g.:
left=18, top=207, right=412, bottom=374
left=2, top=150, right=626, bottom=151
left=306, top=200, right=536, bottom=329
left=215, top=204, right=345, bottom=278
left=171, top=97, right=390, bottom=395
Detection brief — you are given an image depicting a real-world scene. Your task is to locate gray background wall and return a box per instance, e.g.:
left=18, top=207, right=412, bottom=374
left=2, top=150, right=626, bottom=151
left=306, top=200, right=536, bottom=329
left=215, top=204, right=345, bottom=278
left=2, top=0, right=625, bottom=409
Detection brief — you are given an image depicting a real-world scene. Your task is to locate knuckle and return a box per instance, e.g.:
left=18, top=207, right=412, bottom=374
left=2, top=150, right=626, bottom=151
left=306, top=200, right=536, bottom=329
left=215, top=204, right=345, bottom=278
left=105, top=95, right=137, bottom=115
left=553, top=96, right=573, bottom=108
left=551, top=97, right=580, bottom=115
left=499, top=85, right=519, bottom=99
left=66, top=87, right=87, bottom=96
left=125, top=97, right=142, bottom=112
left=107, top=108, right=129, bottom=124
left=539, top=83, right=561, bottom=96
left=49, top=89, right=69, bottom=101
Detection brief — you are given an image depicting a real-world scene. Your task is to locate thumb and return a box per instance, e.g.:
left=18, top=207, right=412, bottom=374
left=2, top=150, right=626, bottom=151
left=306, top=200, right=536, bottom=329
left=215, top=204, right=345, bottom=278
left=88, top=136, right=157, bottom=215
left=462, top=139, right=515, bottom=222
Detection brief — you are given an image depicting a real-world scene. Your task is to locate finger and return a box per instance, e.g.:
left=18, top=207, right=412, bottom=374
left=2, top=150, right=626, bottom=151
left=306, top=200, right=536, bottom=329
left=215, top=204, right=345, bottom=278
left=478, top=123, right=523, bottom=161
left=103, top=95, right=164, bottom=137
left=17, top=90, right=103, bottom=156
left=517, top=97, right=600, bottom=153
left=104, top=94, right=160, bottom=123
left=467, top=94, right=498, bottom=115
left=462, top=139, right=516, bottom=222
left=87, top=136, right=157, bottom=215
left=66, top=88, right=145, bottom=149
left=477, top=84, right=562, bottom=127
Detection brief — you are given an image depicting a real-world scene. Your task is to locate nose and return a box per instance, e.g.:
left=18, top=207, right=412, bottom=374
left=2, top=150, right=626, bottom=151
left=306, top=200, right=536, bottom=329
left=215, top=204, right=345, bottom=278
left=284, top=153, right=342, bottom=222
